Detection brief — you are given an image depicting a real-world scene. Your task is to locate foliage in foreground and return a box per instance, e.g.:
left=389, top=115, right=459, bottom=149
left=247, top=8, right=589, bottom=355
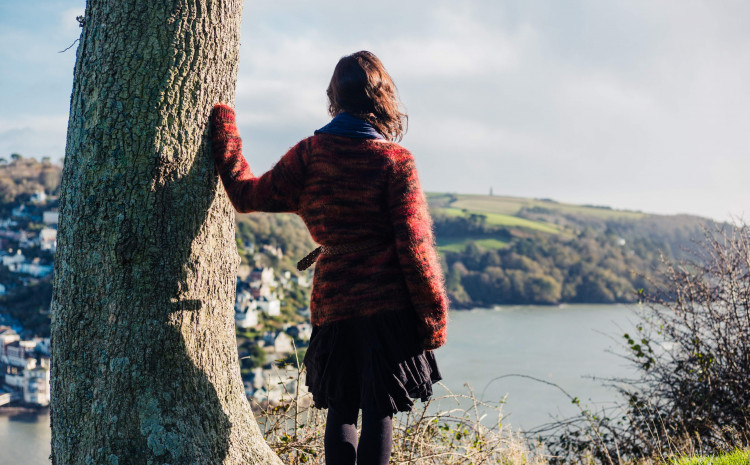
left=540, top=224, right=750, bottom=464
left=669, top=449, right=750, bottom=465
left=253, top=366, right=547, bottom=465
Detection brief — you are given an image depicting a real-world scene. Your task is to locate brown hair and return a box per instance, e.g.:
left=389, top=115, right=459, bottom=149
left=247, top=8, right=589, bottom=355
left=327, top=51, right=408, bottom=142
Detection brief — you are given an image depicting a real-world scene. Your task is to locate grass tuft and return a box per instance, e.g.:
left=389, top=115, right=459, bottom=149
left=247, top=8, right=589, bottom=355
left=669, top=449, right=750, bottom=465
left=254, top=372, right=548, bottom=465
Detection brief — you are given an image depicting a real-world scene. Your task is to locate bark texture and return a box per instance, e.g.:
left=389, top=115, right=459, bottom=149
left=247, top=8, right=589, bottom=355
left=51, top=1, right=283, bottom=464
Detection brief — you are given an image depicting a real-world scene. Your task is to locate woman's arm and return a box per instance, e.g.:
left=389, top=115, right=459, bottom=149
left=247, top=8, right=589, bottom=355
left=210, top=104, right=307, bottom=213
left=387, top=149, right=448, bottom=350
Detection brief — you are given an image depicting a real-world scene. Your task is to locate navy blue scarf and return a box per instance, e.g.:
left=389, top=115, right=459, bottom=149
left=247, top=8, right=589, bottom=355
left=315, top=112, right=385, bottom=140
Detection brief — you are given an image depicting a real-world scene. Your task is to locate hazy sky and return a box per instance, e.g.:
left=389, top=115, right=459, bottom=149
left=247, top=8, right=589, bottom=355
left=1, top=0, right=748, bottom=221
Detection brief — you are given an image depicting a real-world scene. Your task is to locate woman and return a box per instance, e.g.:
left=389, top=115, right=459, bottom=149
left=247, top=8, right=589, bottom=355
left=210, top=50, right=448, bottom=465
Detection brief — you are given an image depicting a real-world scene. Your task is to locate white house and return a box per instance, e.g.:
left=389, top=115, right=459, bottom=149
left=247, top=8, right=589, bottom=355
left=235, top=289, right=260, bottom=328
left=257, top=296, right=280, bottom=316
left=3, top=340, right=36, bottom=367
left=292, top=273, right=311, bottom=288
left=2, top=250, right=25, bottom=268
left=235, top=306, right=259, bottom=329
left=249, top=267, right=275, bottom=287
left=249, top=366, right=265, bottom=391
left=261, top=331, right=294, bottom=355
left=250, top=282, right=273, bottom=299
left=0, top=326, right=19, bottom=346
left=272, top=332, right=294, bottom=354
left=288, top=323, right=313, bottom=342
left=42, top=211, right=59, bottom=225
left=2, top=340, right=38, bottom=389
left=23, top=366, right=50, bottom=406
left=281, top=270, right=292, bottom=284
left=235, top=289, right=254, bottom=311
left=30, top=191, right=47, bottom=204
left=39, top=228, right=57, bottom=252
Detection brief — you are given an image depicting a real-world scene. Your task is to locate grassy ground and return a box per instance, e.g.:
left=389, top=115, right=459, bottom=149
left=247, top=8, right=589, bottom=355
left=669, top=450, right=750, bottom=465
left=436, top=235, right=509, bottom=252
left=427, top=192, right=650, bottom=244
left=258, top=380, right=548, bottom=465
left=438, top=206, right=561, bottom=234
left=429, top=193, right=646, bottom=221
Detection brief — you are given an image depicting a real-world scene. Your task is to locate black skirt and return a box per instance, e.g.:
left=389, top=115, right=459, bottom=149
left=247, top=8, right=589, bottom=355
left=303, top=309, right=442, bottom=416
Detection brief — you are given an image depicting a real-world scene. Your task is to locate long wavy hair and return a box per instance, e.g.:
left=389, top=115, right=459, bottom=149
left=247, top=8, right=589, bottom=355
left=327, top=51, right=408, bottom=142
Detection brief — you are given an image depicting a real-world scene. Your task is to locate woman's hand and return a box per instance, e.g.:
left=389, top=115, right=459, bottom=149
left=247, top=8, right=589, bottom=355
left=208, top=103, right=307, bottom=214
left=209, top=103, right=237, bottom=152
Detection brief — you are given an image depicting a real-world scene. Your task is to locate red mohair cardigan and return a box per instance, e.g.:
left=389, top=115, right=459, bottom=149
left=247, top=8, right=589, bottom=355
left=210, top=104, right=448, bottom=350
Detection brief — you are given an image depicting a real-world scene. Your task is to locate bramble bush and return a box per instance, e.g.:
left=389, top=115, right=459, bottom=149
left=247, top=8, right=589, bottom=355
left=540, top=224, right=750, bottom=464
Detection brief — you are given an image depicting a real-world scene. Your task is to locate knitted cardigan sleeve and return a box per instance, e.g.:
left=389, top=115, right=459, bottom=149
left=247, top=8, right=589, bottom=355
left=387, top=150, right=448, bottom=350
left=210, top=104, right=306, bottom=213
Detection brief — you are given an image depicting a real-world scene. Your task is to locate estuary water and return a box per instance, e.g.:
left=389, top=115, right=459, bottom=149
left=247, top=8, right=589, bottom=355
left=0, top=304, right=641, bottom=464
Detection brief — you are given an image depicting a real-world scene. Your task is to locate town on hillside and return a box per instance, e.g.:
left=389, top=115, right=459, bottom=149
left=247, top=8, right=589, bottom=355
left=0, top=188, right=56, bottom=409
left=0, top=175, right=315, bottom=411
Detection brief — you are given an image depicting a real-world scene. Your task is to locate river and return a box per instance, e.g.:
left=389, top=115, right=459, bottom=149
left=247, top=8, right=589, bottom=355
left=0, top=304, right=642, bottom=464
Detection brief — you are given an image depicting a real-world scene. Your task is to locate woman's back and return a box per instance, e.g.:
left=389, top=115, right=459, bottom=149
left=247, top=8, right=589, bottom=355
left=296, top=133, right=422, bottom=326
left=299, top=134, right=396, bottom=244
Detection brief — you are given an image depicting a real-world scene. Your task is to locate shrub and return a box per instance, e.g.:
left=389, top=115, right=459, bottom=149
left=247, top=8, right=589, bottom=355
left=541, top=224, right=750, bottom=464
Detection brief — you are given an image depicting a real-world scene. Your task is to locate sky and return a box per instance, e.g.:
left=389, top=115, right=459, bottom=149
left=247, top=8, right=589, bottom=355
left=0, top=0, right=748, bottom=221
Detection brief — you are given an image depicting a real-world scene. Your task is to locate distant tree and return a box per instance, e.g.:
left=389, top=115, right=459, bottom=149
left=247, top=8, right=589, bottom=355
left=468, top=213, right=488, bottom=231
left=446, top=262, right=471, bottom=305
left=39, top=169, right=60, bottom=194
left=9, top=153, right=21, bottom=161
left=525, top=274, right=562, bottom=304
left=51, top=1, right=282, bottom=464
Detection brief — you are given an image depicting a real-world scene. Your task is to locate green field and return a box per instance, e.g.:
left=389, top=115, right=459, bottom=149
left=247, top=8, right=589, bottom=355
left=428, top=193, right=646, bottom=221
left=437, top=206, right=561, bottom=234
left=436, top=236, right=509, bottom=252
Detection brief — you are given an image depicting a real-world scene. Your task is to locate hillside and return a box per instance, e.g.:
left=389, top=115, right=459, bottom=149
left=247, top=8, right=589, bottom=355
left=0, top=155, right=61, bottom=204
left=429, top=193, right=719, bottom=307
left=232, top=192, right=719, bottom=307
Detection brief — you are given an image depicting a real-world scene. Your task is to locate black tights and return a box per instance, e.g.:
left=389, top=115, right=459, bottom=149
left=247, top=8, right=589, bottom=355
left=324, top=404, right=393, bottom=465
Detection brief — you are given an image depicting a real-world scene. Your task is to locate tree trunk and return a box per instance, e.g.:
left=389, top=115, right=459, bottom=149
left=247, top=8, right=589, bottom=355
left=51, top=1, right=283, bottom=464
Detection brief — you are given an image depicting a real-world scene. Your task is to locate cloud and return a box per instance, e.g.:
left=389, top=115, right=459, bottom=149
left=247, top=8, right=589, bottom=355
left=1, top=0, right=749, bottom=220
left=0, top=115, right=68, bottom=159
left=378, top=7, right=531, bottom=79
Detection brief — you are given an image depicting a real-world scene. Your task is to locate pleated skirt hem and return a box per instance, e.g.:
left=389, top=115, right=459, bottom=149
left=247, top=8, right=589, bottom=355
left=303, top=309, right=442, bottom=415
